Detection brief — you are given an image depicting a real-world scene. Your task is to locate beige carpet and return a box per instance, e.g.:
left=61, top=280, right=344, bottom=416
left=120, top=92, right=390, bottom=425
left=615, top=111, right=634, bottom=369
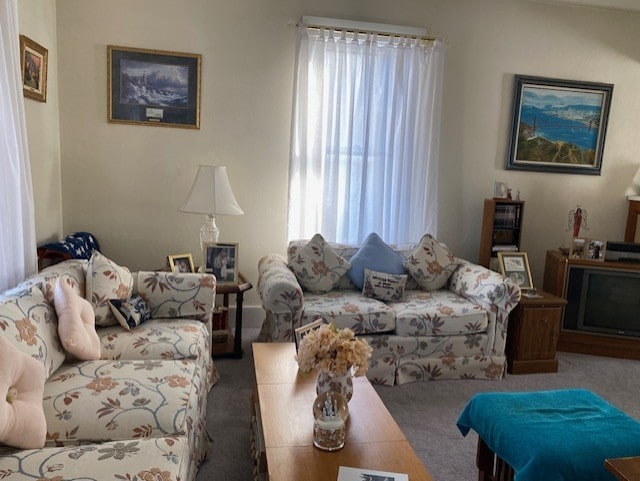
left=199, top=328, right=640, bottom=481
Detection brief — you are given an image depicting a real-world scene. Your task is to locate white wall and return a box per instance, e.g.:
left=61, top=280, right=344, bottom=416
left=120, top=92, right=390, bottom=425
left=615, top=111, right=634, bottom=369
left=54, top=0, right=640, bottom=312
left=19, top=0, right=63, bottom=243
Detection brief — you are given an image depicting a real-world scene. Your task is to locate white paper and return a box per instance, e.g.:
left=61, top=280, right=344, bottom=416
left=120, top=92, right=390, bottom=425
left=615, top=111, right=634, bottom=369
left=337, top=466, right=409, bottom=481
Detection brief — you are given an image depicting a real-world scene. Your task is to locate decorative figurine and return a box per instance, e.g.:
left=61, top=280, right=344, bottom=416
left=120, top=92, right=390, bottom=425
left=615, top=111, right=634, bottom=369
left=568, top=205, right=589, bottom=237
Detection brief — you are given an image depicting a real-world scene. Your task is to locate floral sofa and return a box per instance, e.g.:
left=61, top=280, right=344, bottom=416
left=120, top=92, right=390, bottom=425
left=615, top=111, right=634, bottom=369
left=258, top=233, right=521, bottom=385
left=0, top=254, right=216, bottom=481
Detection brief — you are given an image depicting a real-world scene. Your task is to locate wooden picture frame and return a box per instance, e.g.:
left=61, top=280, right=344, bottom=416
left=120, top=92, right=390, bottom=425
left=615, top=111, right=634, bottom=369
left=107, top=45, right=201, bottom=128
left=569, top=237, right=588, bottom=259
left=294, top=318, right=327, bottom=351
left=506, top=75, right=613, bottom=175
left=19, top=35, right=48, bottom=102
left=587, top=239, right=606, bottom=262
left=497, top=252, right=534, bottom=289
left=167, top=253, right=195, bottom=273
left=203, top=242, right=238, bottom=284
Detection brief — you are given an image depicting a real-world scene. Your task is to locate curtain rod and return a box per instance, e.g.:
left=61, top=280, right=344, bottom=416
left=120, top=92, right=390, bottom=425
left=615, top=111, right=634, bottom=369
left=298, top=15, right=442, bottom=43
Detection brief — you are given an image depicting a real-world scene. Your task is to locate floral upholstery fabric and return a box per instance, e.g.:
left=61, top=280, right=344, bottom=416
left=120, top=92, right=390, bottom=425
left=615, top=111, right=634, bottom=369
left=0, top=287, right=65, bottom=379
left=391, top=290, right=488, bottom=336
left=302, top=290, right=396, bottom=335
left=259, top=237, right=521, bottom=385
left=86, top=252, right=134, bottom=327
left=16, top=260, right=87, bottom=303
left=404, top=234, right=460, bottom=290
left=287, top=234, right=351, bottom=293
left=0, top=436, right=191, bottom=481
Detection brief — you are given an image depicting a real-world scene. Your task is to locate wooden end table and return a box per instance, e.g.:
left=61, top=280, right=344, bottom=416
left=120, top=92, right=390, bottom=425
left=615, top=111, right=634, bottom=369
left=212, top=272, right=252, bottom=359
left=605, top=457, right=640, bottom=480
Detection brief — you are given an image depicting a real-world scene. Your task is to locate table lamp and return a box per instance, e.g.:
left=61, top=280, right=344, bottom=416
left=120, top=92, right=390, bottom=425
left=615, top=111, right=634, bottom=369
left=180, top=165, right=243, bottom=249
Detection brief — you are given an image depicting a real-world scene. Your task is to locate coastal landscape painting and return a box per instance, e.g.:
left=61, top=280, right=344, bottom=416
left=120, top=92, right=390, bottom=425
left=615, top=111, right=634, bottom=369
left=108, top=45, right=201, bottom=128
left=506, top=75, right=613, bottom=175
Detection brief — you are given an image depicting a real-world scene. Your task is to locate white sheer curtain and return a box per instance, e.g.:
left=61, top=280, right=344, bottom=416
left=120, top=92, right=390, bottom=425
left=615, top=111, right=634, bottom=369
left=288, top=25, right=445, bottom=245
left=0, top=0, right=37, bottom=291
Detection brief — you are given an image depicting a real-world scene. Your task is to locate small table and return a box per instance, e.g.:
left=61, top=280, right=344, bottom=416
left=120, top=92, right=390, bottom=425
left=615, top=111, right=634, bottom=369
left=605, top=457, right=640, bottom=481
left=212, top=272, right=252, bottom=359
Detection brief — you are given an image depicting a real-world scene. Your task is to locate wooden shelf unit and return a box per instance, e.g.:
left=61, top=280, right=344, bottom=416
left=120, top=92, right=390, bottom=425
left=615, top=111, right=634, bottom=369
left=479, top=198, right=525, bottom=269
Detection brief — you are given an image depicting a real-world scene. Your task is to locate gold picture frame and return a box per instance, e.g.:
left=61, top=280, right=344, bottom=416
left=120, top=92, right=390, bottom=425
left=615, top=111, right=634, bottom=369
left=497, top=251, right=534, bottom=289
left=107, top=45, right=201, bottom=128
left=20, top=35, right=48, bottom=102
left=167, top=253, right=195, bottom=273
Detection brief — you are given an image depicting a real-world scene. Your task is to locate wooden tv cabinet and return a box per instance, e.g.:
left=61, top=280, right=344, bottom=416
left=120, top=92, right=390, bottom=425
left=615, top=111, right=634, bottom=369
left=543, top=249, right=640, bottom=360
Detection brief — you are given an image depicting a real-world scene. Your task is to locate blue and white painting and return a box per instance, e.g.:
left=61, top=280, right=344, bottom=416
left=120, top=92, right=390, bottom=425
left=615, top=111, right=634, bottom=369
left=119, top=59, right=189, bottom=108
left=515, top=85, right=606, bottom=166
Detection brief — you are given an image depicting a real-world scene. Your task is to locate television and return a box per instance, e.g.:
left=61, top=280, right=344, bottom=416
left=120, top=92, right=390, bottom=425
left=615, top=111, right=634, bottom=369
left=565, top=266, right=640, bottom=338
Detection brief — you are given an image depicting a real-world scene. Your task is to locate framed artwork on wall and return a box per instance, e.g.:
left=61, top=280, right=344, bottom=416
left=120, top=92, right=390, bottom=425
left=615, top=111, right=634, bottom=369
left=167, top=253, right=195, bottom=273
left=19, top=35, right=48, bottom=102
left=107, top=45, right=201, bottom=128
left=497, top=251, right=534, bottom=289
left=506, top=75, right=613, bottom=175
left=203, top=242, right=238, bottom=284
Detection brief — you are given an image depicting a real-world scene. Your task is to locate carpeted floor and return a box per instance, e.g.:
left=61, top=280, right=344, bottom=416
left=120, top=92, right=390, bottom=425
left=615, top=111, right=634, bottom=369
left=198, top=328, right=640, bottom=481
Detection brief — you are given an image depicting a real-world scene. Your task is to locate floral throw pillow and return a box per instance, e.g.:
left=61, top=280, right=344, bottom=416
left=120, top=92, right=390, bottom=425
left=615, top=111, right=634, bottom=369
left=362, top=269, right=407, bottom=302
left=85, top=251, right=133, bottom=327
left=405, top=234, right=460, bottom=291
left=288, top=234, right=351, bottom=293
left=109, top=295, right=152, bottom=330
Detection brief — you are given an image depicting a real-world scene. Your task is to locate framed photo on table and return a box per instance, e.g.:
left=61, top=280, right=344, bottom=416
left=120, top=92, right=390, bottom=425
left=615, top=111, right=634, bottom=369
left=203, top=243, right=238, bottom=284
left=19, top=35, right=48, bottom=102
left=569, top=237, right=588, bottom=259
left=107, top=45, right=201, bottom=128
left=506, top=75, right=613, bottom=175
left=167, top=253, right=194, bottom=273
left=497, top=252, right=534, bottom=290
left=294, top=318, right=327, bottom=351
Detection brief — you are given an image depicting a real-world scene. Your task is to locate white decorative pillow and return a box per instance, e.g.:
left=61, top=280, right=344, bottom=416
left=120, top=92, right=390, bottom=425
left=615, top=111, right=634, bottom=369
left=405, top=234, right=460, bottom=291
left=0, top=335, right=47, bottom=449
left=362, top=269, right=407, bottom=302
left=288, top=234, right=351, bottom=293
left=85, top=251, right=133, bottom=327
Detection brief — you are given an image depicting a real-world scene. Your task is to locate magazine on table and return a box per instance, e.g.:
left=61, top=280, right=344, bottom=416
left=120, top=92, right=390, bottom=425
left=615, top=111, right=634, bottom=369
left=337, top=466, right=408, bottom=481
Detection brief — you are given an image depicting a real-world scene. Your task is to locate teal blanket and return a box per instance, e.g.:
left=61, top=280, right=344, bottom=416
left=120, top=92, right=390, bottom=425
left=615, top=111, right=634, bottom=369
left=457, top=389, right=640, bottom=481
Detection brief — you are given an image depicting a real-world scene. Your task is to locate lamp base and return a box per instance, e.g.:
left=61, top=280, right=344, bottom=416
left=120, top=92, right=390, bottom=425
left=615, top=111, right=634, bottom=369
left=200, top=215, right=220, bottom=250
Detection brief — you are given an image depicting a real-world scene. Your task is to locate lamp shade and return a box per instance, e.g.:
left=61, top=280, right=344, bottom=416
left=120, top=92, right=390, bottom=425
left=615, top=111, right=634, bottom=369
left=180, top=165, right=243, bottom=216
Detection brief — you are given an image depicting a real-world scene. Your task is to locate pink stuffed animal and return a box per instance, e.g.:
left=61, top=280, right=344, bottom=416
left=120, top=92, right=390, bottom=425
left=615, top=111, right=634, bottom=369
left=0, top=336, right=47, bottom=448
left=53, top=279, right=101, bottom=361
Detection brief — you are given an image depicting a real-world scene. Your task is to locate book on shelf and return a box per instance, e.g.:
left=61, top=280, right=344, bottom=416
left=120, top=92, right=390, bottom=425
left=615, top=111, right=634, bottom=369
left=337, top=466, right=408, bottom=481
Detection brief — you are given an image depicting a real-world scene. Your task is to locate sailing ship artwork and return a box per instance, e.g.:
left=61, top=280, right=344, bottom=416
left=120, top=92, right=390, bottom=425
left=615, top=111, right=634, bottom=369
left=506, top=75, right=613, bottom=175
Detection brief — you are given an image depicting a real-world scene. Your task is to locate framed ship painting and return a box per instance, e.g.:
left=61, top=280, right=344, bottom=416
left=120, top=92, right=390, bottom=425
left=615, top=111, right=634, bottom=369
left=506, top=75, right=613, bottom=175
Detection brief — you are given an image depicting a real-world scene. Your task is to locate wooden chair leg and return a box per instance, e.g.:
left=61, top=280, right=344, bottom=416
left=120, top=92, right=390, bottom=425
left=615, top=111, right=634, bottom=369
left=476, top=437, right=495, bottom=481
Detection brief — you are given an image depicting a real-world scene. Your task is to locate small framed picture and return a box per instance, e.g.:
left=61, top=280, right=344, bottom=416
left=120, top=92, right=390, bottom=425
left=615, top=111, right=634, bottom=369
left=494, top=181, right=508, bottom=199
left=20, top=35, right=48, bottom=102
left=587, top=239, right=606, bottom=261
left=203, top=242, right=238, bottom=284
left=294, top=318, right=327, bottom=351
left=497, top=252, right=534, bottom=289
left=569, top=237, right=588, bottom=259
left=167, top=253, right=194, bottom=273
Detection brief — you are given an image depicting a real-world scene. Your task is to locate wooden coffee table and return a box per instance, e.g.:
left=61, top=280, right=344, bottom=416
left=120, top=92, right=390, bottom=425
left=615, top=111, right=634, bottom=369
left=250, top=343, right=432, bottom=481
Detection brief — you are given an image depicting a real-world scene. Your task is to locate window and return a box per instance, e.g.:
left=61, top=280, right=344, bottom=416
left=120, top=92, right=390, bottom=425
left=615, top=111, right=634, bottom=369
left=288, top=20, right=445, bottom=244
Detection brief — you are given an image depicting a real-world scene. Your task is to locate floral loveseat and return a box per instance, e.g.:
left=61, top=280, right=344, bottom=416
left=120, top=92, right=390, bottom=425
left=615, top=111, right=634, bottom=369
left=0, top=253, right=216, bottom=481
left=258, top=233, right=521, bottom=385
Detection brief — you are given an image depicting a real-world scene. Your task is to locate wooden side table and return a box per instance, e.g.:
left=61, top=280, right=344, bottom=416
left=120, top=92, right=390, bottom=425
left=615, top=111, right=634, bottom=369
left=605, top=457, right=640, bottom=480
left=506, top=290, right=567, bottom=374
left=213, top=272, right=252, bottom=359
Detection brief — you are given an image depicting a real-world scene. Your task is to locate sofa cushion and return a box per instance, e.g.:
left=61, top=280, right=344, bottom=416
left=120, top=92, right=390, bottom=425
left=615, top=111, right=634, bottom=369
left=0, top=335, right=47, bottom=449
left=405, top=234, right=460, bottom=290
left=44, top=359, right=204, bottom=447
left=302, top=290, right=395, bottom=334
left=390, top=290, right=488, bottom=336
left=109, top=295, right=151, bottom=330
left=53, top=278, right=101, bottom=361
left=0, top=286, right=65, bottom=379
left=86, top=251, right=133, bottom=327
left=362, top=269, right=407, bottom=302
left=347, top=233, right=406, bottom=290
left=287, top=233, right=351, bottom=293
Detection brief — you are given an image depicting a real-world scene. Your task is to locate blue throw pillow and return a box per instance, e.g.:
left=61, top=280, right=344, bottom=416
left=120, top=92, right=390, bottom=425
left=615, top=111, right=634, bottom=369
left=108, top=295, right=151, bottom=331
left=347, top=233, right=407, bottom=290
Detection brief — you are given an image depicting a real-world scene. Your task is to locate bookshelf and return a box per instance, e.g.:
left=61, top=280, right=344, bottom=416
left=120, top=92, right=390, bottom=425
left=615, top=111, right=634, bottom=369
left=479, top=198, right=525, bottom=269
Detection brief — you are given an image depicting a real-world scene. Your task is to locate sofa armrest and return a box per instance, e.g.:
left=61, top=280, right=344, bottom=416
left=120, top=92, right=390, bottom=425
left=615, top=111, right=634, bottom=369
left=449, top=260, right=521, bottom=355
left=135, top=272, right=216, bottom=326
left=257, top=254, right=304, bottom=341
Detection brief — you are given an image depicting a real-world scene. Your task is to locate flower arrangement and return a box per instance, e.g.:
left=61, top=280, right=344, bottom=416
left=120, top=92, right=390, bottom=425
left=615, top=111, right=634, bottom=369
left=295, top=322, right=372, bottom=377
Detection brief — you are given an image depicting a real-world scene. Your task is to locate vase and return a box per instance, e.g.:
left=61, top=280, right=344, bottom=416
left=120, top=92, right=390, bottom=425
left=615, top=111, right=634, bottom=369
left=316, top=369, right=353, bottom=402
